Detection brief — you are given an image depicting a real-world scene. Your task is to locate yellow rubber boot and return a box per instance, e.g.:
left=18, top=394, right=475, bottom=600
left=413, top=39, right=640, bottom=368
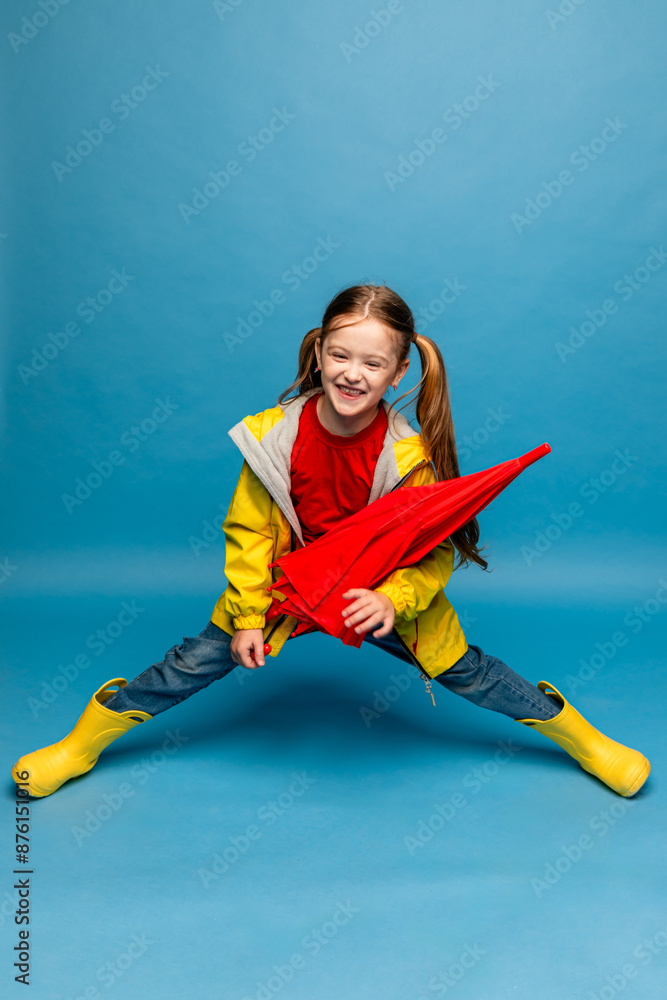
left=517, top=680, right=650, bottom=797
left=11, top=678, right=152, bottom=798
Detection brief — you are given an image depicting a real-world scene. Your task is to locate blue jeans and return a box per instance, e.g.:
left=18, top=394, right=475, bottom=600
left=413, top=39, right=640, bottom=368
left=104, top=621, right=560, bottom=721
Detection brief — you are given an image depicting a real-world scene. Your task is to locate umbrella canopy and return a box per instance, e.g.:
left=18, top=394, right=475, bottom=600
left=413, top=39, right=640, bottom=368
left=266, top=443, right=551, bottom=647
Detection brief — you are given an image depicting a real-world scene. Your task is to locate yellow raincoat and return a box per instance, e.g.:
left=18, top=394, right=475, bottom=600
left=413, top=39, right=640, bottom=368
left=210, top=389, right=468, bottom=680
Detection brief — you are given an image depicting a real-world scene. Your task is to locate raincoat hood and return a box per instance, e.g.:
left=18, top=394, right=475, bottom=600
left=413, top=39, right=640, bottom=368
left=227, top=388, right=428, bottom=548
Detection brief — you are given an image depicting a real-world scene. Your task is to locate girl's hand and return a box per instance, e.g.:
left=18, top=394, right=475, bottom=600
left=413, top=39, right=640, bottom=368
left=341, top=589, right=395, bottom=638
left=231, top=628, right=266, bottom=669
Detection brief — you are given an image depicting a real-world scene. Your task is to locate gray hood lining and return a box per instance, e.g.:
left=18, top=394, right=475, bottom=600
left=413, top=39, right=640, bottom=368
left=227, top=388, right=421, bottom=547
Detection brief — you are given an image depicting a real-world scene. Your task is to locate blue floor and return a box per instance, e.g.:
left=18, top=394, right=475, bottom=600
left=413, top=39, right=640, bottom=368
left=1, top=596, right=664, bottom=999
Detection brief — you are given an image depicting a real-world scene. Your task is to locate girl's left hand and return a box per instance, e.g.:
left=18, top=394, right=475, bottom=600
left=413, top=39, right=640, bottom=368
left=341, top=589, right=395, bottom=638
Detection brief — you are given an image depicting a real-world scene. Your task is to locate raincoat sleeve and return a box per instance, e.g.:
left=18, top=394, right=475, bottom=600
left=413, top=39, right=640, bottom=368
left=374, top=462, right=455, bottom=619
left=222, top=459, right=276, bottom=631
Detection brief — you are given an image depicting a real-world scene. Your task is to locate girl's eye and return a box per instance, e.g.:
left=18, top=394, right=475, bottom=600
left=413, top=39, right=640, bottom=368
left=331, top=354, right=379, bottom=368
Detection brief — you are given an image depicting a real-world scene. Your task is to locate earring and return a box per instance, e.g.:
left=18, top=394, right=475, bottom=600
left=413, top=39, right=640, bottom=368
left=314, top=365, right=321, bottom=372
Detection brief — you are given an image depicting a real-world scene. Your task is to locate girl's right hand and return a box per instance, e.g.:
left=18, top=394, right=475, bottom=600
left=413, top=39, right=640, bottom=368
left=230, top=628, right=266, bottom=669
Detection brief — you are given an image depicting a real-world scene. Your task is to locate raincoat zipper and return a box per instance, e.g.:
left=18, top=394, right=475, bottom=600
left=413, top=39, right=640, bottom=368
left=263, top=524, right=299, bottom=645
left=390, top=624, right=436, bottom=707
left=387, top=460, right=429, bottom=493
left=264, top=612, right=288, bottom=645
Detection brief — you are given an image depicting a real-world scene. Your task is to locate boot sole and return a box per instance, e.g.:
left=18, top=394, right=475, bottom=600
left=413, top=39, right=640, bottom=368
left=622, top=757, right=651, bottom=797
left=12, top=758, right=98, bottom=798
left=581, top=754, right=651, bottom=798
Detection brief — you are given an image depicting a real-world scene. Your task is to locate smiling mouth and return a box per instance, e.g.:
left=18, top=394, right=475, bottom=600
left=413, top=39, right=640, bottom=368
left=336, top=385, right=365, bottom=398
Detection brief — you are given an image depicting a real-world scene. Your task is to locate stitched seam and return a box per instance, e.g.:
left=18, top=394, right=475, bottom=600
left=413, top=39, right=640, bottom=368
left=486, top=663, right=553, bottom=715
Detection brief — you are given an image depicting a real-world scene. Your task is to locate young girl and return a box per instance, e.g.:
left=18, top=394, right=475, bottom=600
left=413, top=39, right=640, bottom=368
left=12, top=284, right=650, bottom=799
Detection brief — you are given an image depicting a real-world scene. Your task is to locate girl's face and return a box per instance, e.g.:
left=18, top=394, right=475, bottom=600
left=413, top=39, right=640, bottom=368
left=315, top=316, right=409, bottom=422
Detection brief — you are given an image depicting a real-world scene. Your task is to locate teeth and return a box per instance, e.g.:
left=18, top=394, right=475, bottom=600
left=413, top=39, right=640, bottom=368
left=339, top=387, right=363, bottom=395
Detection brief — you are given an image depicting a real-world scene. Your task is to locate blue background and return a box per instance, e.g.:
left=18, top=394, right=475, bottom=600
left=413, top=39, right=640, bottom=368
left=1, top=1, right=665, bottom=998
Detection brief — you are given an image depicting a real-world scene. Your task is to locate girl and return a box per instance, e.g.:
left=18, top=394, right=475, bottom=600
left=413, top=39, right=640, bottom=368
left=12, top=284, right=650, bottom=799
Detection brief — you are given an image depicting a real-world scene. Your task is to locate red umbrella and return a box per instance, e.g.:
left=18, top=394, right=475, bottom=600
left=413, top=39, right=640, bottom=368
left=266, top=443, right=551, bottom=648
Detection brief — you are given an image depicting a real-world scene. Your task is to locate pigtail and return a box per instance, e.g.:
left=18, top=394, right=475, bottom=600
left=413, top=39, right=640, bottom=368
left=392, top=333, right=489, bottom=572
left=276, top=327, right=322, bottom=407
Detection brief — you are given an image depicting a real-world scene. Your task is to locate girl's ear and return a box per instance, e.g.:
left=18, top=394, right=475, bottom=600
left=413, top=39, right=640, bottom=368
left=395, top=357, right=410, bottom=382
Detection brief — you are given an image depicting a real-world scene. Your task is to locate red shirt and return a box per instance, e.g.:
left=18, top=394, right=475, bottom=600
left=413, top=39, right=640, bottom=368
left=290, top=393, right=388, bottom=545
